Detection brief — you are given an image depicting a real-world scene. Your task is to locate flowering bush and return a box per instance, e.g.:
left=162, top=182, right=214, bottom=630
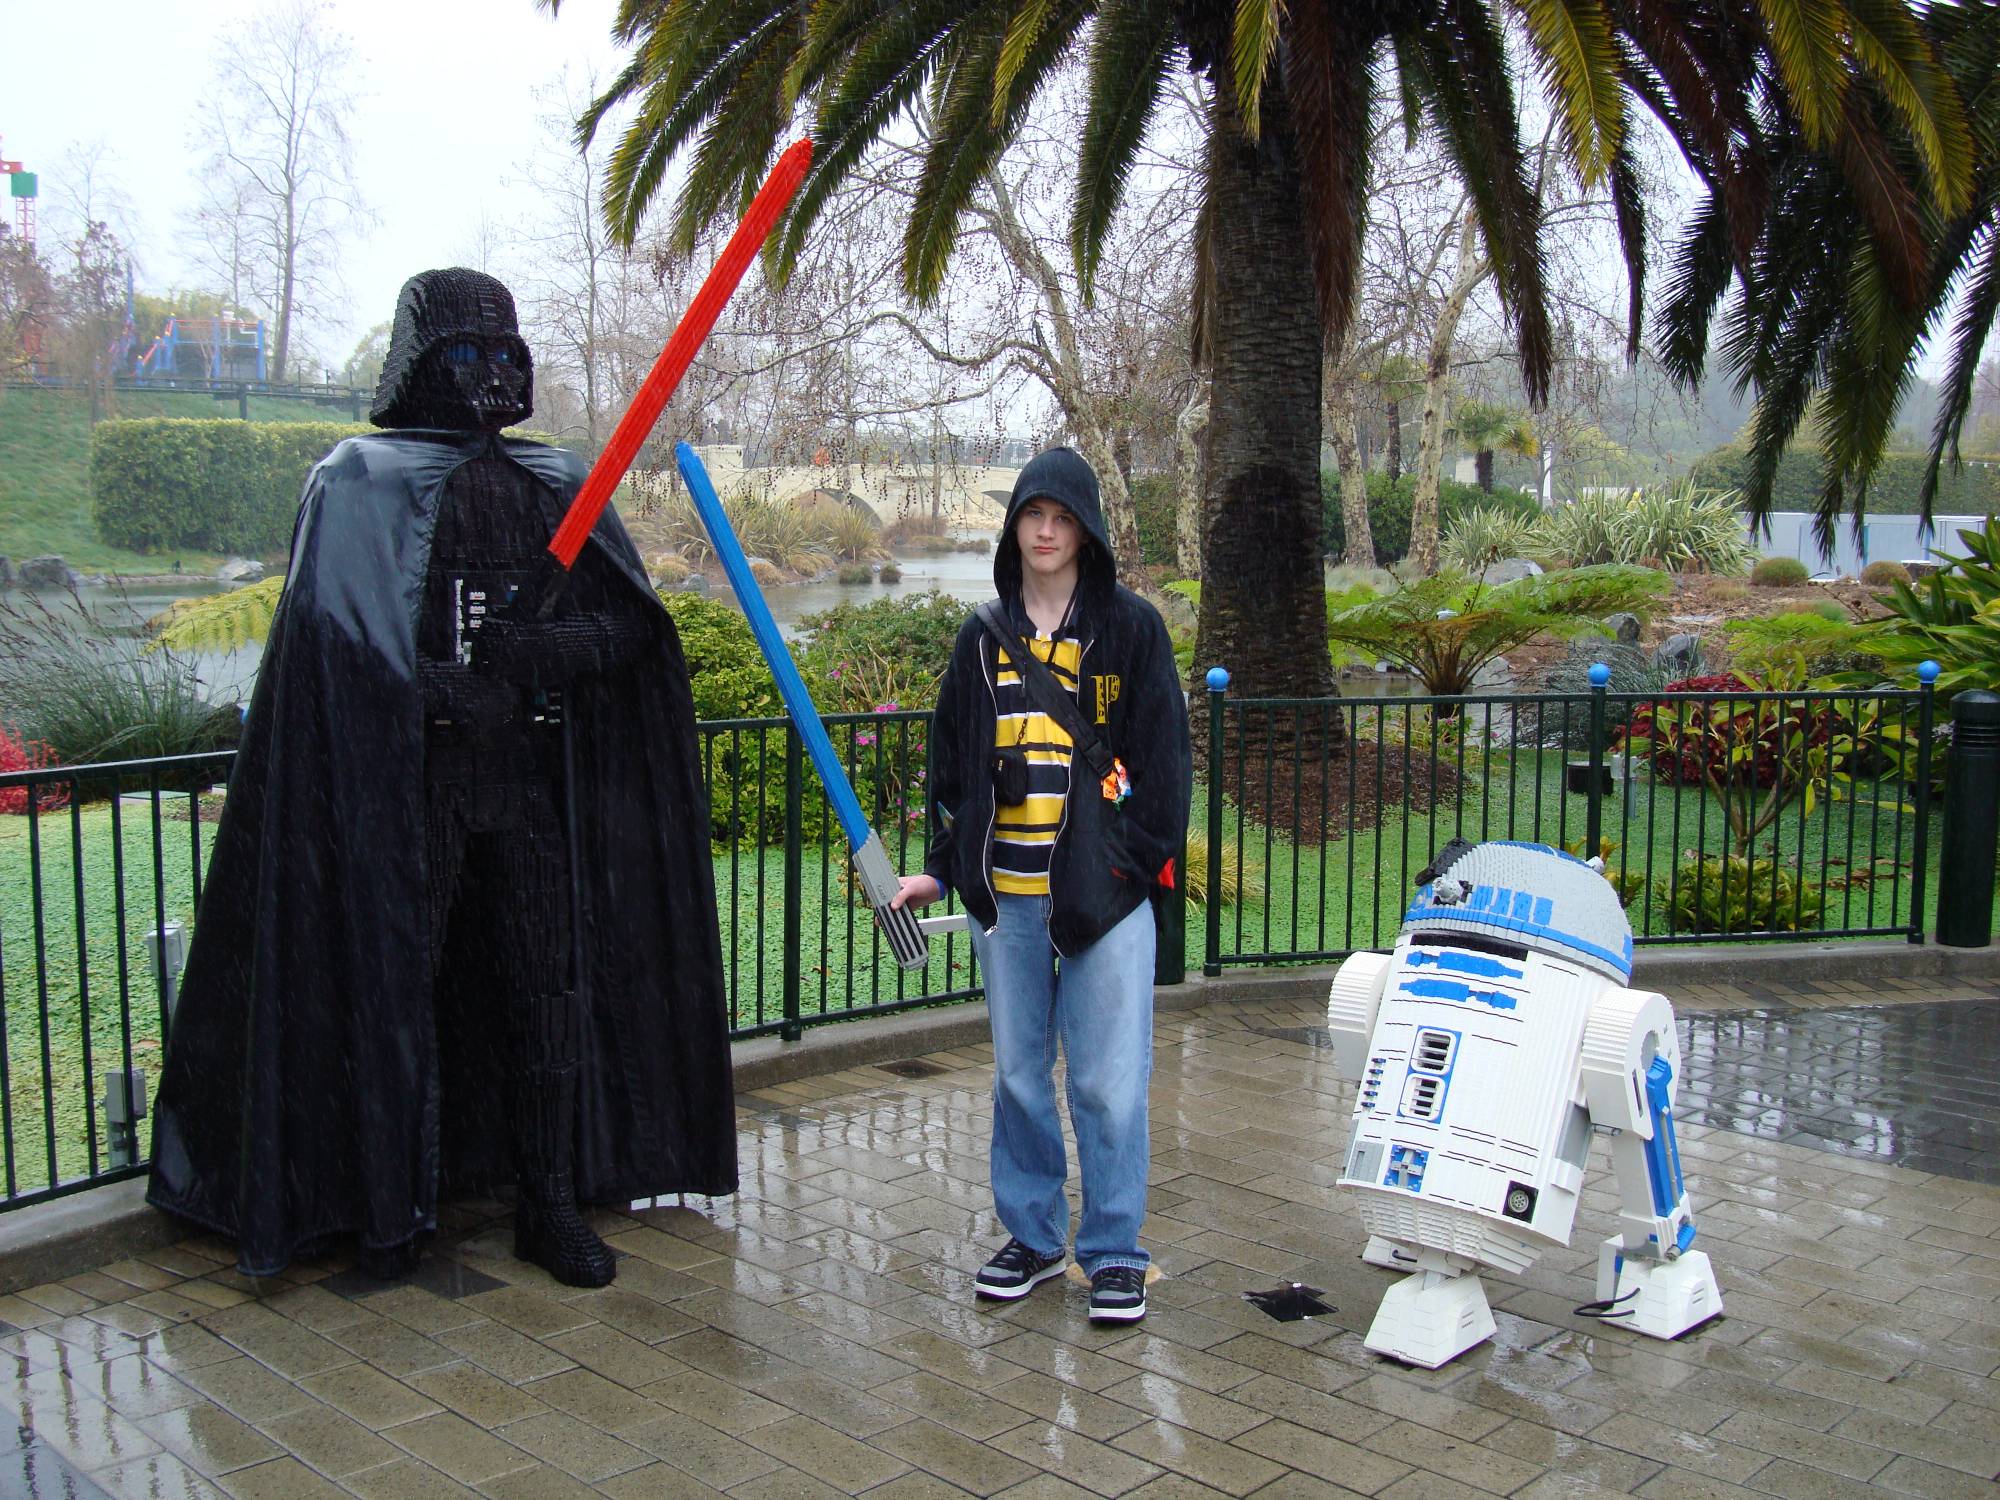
left=0, top=724, right=70, bottom=815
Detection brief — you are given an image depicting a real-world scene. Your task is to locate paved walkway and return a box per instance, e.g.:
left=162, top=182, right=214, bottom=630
left=2, top=979, right=1998, bottom=1500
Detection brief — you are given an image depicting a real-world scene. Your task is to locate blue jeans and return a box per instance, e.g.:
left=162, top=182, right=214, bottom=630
left=971, top=892, right=1154, bottom=1276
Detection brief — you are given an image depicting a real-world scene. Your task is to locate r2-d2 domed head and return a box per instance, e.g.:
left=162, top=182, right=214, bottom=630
left=1402, top=840, right=1632, bottom=983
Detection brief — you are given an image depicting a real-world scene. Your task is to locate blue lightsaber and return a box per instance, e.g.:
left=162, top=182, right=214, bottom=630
left=677, top=441, right=955, bottom=970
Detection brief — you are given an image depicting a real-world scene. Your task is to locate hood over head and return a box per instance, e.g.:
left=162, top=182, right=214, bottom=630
left=371, top=267, right=534, bottom=431
left=995, top=446, right=1115, bottom=606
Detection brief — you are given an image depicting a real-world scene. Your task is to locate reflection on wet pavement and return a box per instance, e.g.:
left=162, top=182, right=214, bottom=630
left=0, top=1429, right=106, bottom=1499
left=1676, top=999, right=2000, bottom=1184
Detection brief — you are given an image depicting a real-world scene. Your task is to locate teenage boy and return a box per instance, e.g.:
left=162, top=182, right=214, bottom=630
left=892, top=447, right=1191, bottom=1323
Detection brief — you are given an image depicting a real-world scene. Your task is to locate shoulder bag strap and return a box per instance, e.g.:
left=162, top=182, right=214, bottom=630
left=975, top=600, right=1114, bottom=780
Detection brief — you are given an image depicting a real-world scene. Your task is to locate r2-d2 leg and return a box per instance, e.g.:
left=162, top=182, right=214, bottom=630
left=1580, top=990, right=1723, bottom=1340
left=1364, top=1248, right=1496, bottom=1369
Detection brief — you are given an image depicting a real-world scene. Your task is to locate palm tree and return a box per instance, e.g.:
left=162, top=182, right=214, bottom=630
left=1453, top=401, right=1538, bottom=493
left=536, top=0, right=1971, bottom=709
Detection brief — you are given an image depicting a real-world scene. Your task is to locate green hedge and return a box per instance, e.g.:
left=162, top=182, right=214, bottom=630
left=1321, top=470, right=1537, bottom=564
left=1691, top=444, right=2000, bottom=516
left=90, top=418, right=368, bottom=554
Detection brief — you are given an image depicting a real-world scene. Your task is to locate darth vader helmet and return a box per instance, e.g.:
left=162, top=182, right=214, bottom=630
left=370, top=268, right=533, bottom=432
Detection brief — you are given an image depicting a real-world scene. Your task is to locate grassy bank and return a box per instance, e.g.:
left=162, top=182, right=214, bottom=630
left=0, top=385, right=347, bottom=574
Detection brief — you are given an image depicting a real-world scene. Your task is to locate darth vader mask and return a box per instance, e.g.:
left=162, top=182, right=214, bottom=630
left=370, top=268, right=534, bottom=432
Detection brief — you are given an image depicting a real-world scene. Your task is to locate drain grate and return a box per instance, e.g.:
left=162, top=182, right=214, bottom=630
left=1244, top=1282, right=1336, bottom=1322
left=876, top=1058, right=951, bottom=1079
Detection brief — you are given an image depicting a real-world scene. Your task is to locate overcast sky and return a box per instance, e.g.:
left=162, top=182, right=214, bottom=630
left=7, top=0, right=627, bottom=371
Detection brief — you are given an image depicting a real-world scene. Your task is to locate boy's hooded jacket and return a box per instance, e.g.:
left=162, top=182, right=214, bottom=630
left=924, top=448, right=1191, bottom=953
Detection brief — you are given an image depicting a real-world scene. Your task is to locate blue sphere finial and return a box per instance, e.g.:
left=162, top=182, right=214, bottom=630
left=1588, top=662, right=1611, bottom=688
left=1205, top=666, right=1230, bottom=692
left=1919, top=659, right=1940, bottom=684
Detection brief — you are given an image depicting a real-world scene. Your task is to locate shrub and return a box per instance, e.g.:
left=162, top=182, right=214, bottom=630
left=91, top=418, right=367, bottom=554
left=1860, top=559, right=1911, bottom=585
left=878, top=563, right=903, bottom=583
left=823, top=507, right=884, bottom=563
left=882, top=513, right=949, bottom=545
left=794, top=591, right=964, bottom=713
left=1534, top=482, right=1754, bottom=573
left=1181, top=829, right=1261, bottom=907
left=956, top=537, right=992, bottom=554
left=0, top=592, right=242, bottom=771
left=1440, top=504, right=1541, bottom=573
left=837, top=563, right=873, bottom=585
left=1660, top=854, right=1825, bottom=934
left=659, top=592, right=785, bottom=720
left=0, top=722, right=69, bottom=814
left=1321, top=471, right=1530, bottom=565
left=1750, top=555, right=1810, bottom=586
left=649, top=552, right=693, bottom=585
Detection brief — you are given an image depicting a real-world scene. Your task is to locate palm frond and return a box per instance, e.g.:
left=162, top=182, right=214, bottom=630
left=1658, top=192, right=1734, bottom=383
left=1072, top=0, right=1180, bottom=296
left=1516, top=0, right=1625, bottom=185
left=1753, top=0, right=1851, bottom=149
left=1229, top=0, right=1286, bottom=141
left=901, top=2, right=1091, bottom=303
left=992, top=0, right=1060, bottom=126
left=1284, top=2, right=1376, bottom=341
left=1843, top=0, right=1975, bottom=215
left=1608, top=138, right=1647, bottom=359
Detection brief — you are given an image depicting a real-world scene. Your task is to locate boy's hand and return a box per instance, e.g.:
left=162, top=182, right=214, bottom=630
left=889, top=874, right=944, bottom=911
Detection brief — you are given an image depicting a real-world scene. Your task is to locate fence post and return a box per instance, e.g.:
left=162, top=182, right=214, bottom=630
left=1935, top=676, right=2000, bottom=948
left=1204, top=667, right=1229, bottom=977
left=236, top=383, right=249, bottom=420
left=1585, top=662, right=1609, bottom=856
left=781, top=724, right=804, bottom=1040
left=1907, top=661, right=1937, bottom=944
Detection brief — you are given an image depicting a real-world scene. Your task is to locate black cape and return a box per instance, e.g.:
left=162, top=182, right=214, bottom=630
left=147, top=430, right=737, bottom=1275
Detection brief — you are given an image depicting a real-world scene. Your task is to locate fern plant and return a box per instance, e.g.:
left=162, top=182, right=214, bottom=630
left=147, top=577, right=286, bottom=654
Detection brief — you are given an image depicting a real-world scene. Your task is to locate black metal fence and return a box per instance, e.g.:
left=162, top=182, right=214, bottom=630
left=0, top=675, right=1946, bottom=1211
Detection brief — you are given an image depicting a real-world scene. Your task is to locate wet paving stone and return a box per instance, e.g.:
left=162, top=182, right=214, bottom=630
left=0, top=1427, right=109, bottom=1499
left=1676, top=999, right=2000, bottom=1184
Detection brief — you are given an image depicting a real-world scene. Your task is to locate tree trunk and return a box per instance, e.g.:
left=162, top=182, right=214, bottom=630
left=1476, top=448, right=1494, bottom=492
left=1386, top=399, right=1402, bottom=483
left=1328, top=382, right=1375, bottom=569
left=1174, top=390, right=1207, bottom=578
left=1407, top=209, right=1487, bottom=576
left=1070, top=420, right=1146, bottom=577
left=1191, top=69, right=1337, bottom=718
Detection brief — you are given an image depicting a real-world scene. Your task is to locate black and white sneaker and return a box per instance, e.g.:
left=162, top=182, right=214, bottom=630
left=1089, top=1265, right=1148, bottom=1322
left=974, top=1238, right=1066, bottom=1300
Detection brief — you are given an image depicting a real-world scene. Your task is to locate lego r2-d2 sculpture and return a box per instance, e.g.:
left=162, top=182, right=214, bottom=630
left=1326, top=839, right=1722, bottom=1368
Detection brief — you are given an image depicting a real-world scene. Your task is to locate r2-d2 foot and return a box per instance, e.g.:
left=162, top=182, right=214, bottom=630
left=1591, top=1239, right=1723, bottom=1340
left=1326, top=839, right=1724, bottom=1368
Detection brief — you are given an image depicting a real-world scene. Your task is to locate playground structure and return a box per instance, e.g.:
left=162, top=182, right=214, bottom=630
left=132, top=315, right=267, bottom=384
left=0, top=134, right=35, bottom=245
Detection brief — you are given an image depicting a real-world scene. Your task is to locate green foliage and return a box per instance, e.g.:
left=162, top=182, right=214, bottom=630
left=656, top=487, right=863, bottom=575
left=836, top=563, right=873, bottom=585
left=1561, top=837, right=1647, bottom=908
left=146, top=577, right=286, bottom=654
left=91, top=419, right=367, bottom=554
left=1750, top=555, right=1810, bottom=586
left=1130, top=474, right=1181, bottom=566
left=1659, top=855, right=1826, bottom=935
left=660, top=592, right=786, bottom=721
left=1181, top=829, right=1260, bottom=907
left=1690, top=444, right=2000, bottom=517
left=1321, top=471, right=1532, bottom=565
left=1860, top=559, right=1911, bottom=585
left=794, top=591, right=964, bottom=714
left=1323, top=565, right=1668, bottom=696
left=1535, top=483, right=1755, bottom=573
left=878, top=563, right=903, bottom=583
left=1440, top=504, right=1541, bottom=573
left=1863, top=518, right=2000, bottom=699
left=0, top=592, right=241, bottom=769
left=1724, top=611, right=1864, bottom=679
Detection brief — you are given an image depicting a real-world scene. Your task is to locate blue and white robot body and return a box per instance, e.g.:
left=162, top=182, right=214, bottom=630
left=1325, top=840, right=1723, bottom=1367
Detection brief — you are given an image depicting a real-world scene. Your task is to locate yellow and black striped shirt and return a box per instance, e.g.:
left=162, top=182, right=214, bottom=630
left=991, top=625, right=1082, bottom=897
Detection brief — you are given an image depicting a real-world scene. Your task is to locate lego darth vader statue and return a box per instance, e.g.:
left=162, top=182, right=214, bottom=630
left=148, top=269, right=737, bottom=1287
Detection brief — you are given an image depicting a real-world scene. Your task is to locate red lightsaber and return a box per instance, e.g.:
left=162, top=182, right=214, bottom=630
left=543, top=138, right=813, bottom=570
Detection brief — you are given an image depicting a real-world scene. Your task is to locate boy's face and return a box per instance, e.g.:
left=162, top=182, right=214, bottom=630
left=1015, top=498, right=1083, bottom=581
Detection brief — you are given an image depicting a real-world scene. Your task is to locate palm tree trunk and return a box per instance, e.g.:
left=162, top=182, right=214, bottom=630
left=1476, top=449, right=1495, bottom=491
left=1192, top=74, right=1336, bottom=716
